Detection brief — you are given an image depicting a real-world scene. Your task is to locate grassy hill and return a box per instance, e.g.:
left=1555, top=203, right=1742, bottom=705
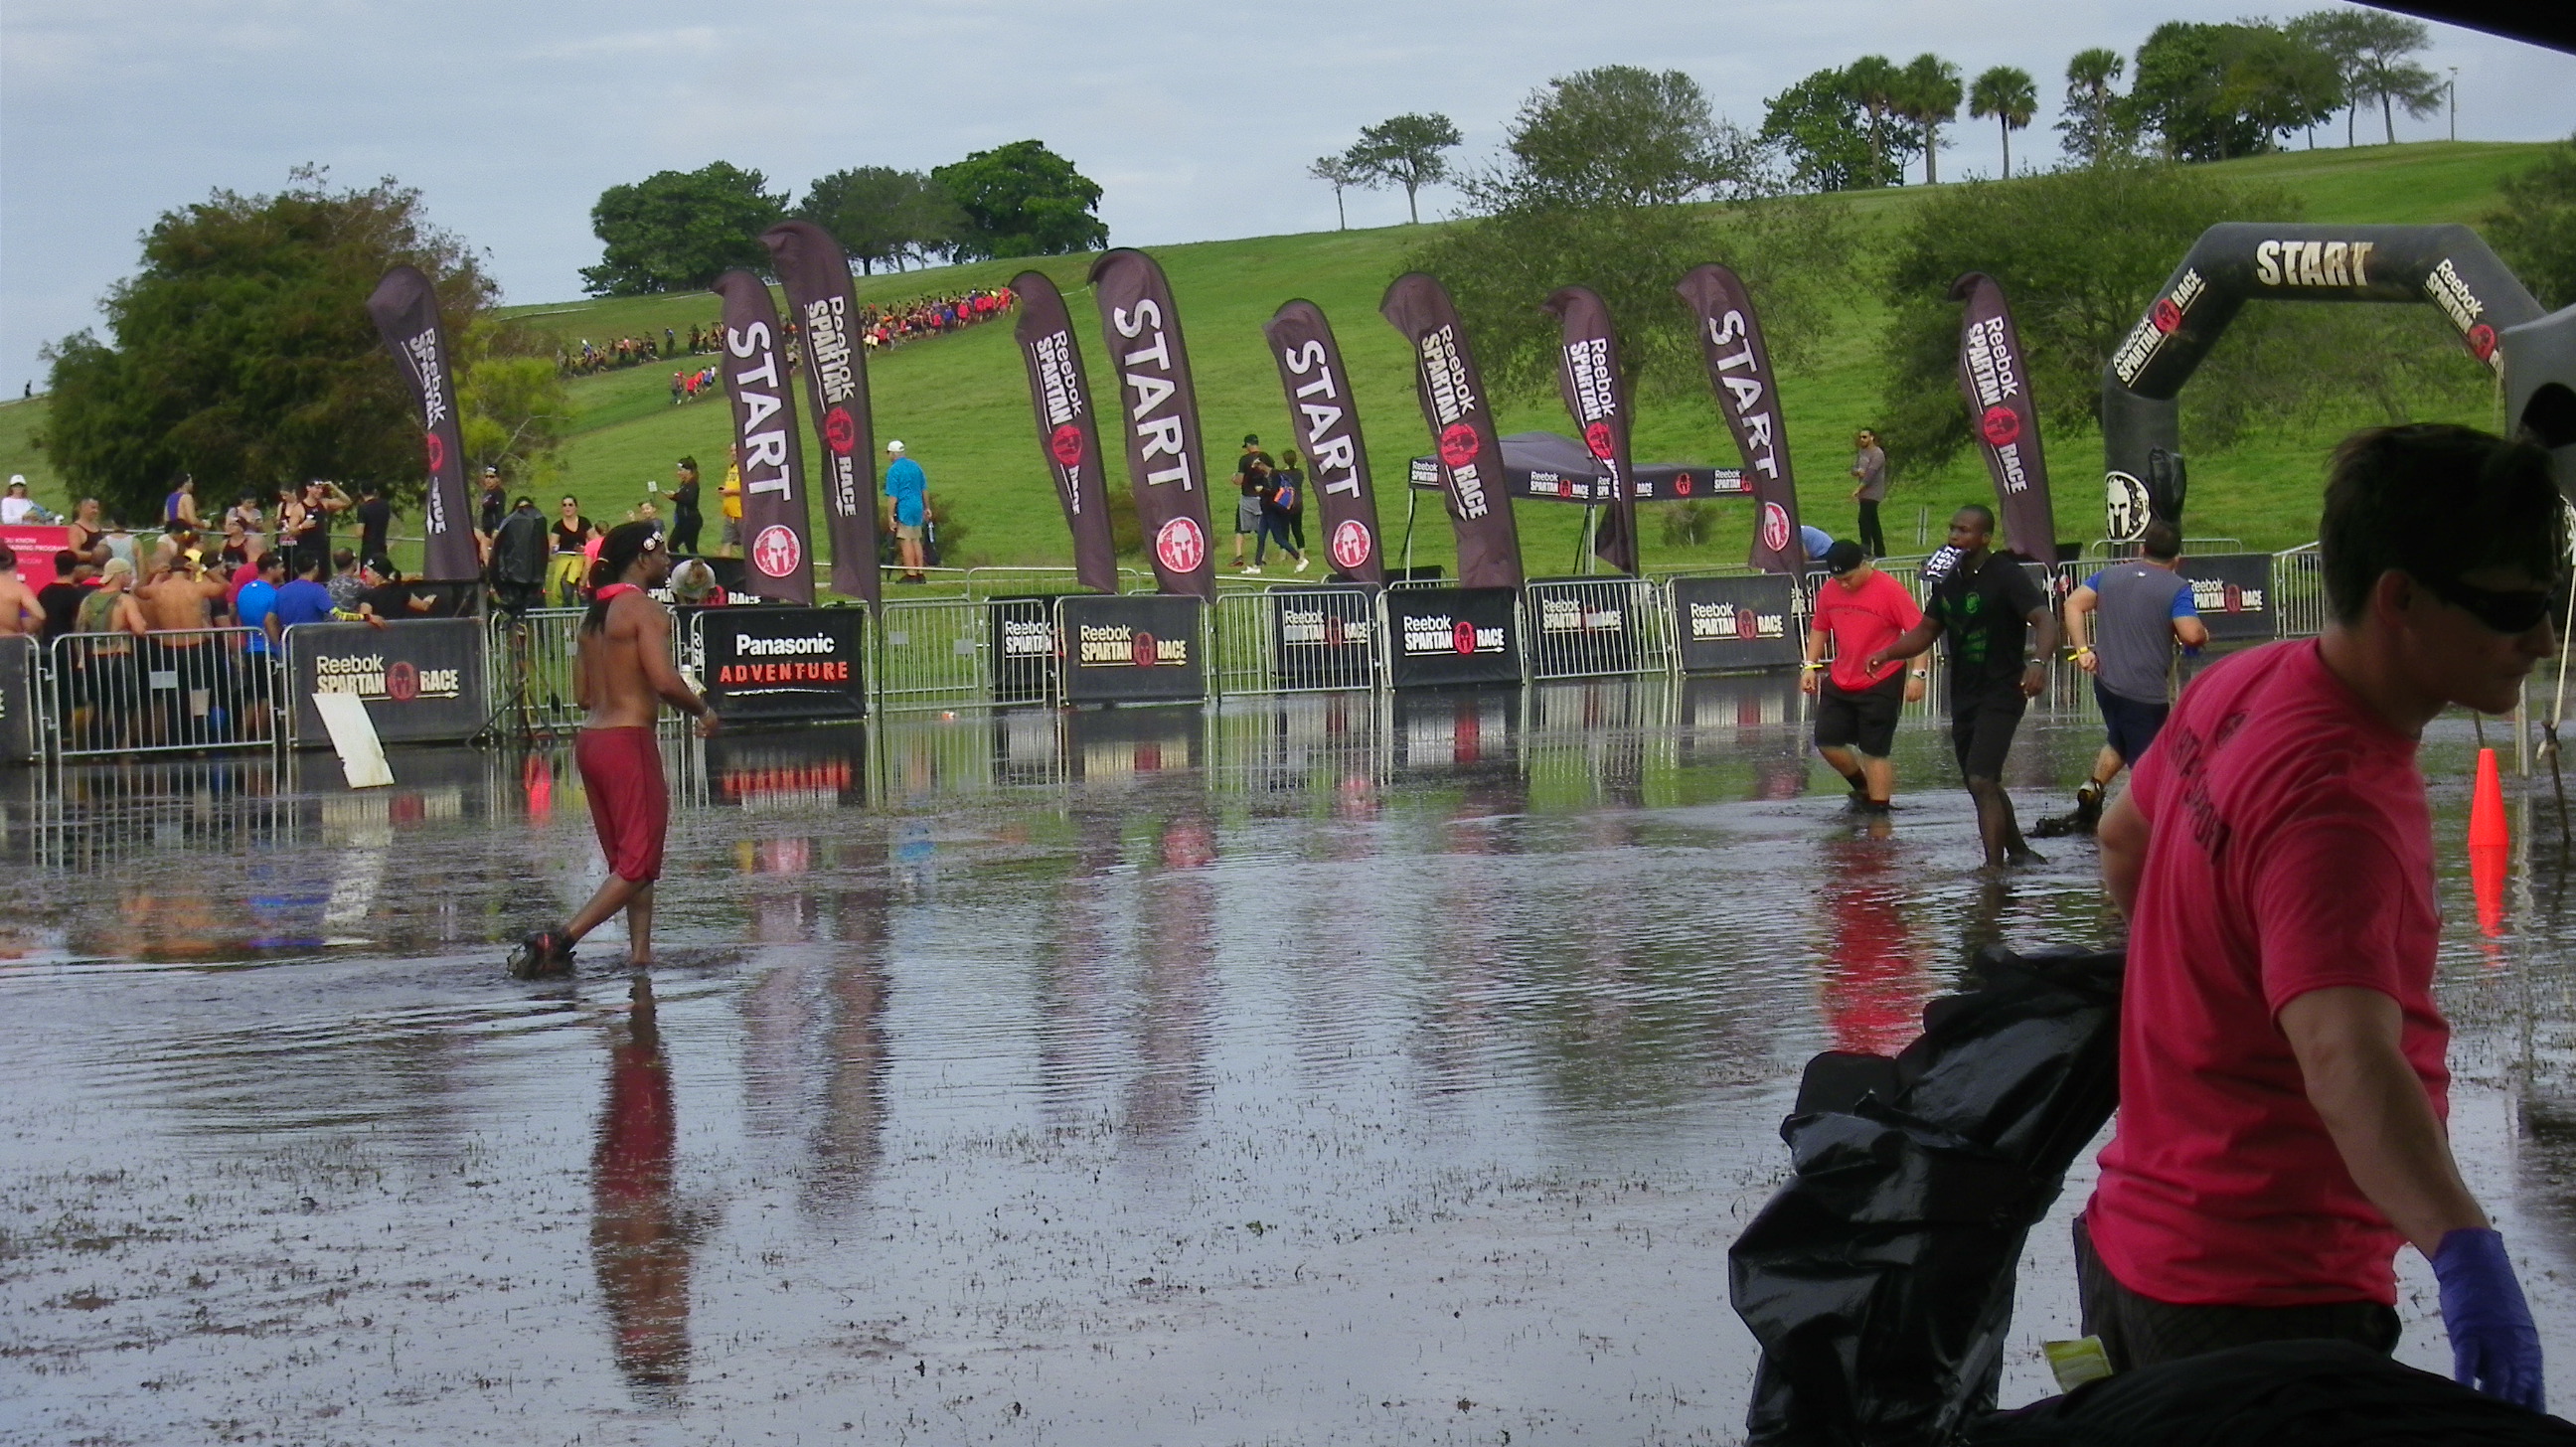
left=0, top=140, right=2550, bottom=579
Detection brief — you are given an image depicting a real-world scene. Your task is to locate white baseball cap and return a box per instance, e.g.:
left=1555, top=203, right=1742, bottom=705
left=6, top=475, right=22, bottom=487
left=885, top=440, right=905, bottom=455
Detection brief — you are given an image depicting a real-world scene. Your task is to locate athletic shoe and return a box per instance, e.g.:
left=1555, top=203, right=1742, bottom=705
left=1294, top=557, right=1310, bottom=573
left=507, top=930, right=574, bottom=980
left=1245, top=565, right=1263, bottom=575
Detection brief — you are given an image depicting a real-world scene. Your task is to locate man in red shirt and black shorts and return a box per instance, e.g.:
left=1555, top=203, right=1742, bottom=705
left=2085, top=423, right=2548, bottom=1410
left=1803, top=540, right=1927, bottom=813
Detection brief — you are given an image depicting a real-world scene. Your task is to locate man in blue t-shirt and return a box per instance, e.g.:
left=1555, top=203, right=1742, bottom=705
left=2037, top=520, right=2210, bottom=835
left=235, top=552, right=285, bottom=654
left=273, top=554, right=339, bottom=633
left=884, top=439, right=928, bottom=583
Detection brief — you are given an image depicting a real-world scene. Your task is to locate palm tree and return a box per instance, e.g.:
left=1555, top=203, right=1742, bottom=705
left=1845, top=55, right=1900, bottom=187
left=1968, top=66, right=2038, bottom=179
left=2065, top=48, right=2124, bottom=165
left=1896, top=54, right=1964, bottom=185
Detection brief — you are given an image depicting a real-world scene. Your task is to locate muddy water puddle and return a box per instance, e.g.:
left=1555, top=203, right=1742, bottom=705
left=3, top=677, right=2572, bottom=1443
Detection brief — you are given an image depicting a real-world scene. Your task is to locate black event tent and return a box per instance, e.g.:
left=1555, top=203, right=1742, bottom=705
left=1407, top=430, right=1749, bottom=506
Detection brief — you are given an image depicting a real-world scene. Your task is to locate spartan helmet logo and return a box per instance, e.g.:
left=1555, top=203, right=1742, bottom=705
left=2105, top=471, right=2153, bottom=544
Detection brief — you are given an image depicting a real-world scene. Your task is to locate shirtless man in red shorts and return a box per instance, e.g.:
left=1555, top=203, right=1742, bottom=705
left=511, top=522, right=717, bottom=978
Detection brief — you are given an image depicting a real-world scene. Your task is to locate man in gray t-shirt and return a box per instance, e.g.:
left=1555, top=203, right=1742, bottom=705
left=2037, top=521, right=2209, bottom=835
left=1849, top=428, right=1888, bottom=557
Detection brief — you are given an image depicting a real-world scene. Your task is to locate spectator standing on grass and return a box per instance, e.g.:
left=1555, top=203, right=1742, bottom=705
left=235, top=552, right=284, bottom=658
left=669, top=458, right=703, bottom=557
left=1851, top=428, right=1890, bottom=558
left=477, top=467, right=506, bottom=543
left=163, top=473, right=199, bottom=530
left=885, top=440, right=928, bottom=583
left=1278, top=448, right=1311, bottom=557
left=2, top=477, right=36, bottom=526
left=66, top=498, right=108, bottom=566
left=326, top=550, right=365, bottom=614
left=275, top=554, right=336, bottom=631
left=1251, top=457, right=1309, bottom=573
left=719, top=447, right=743, bottom=556
left=38, top=552, right=88, bottom=644
left=552, top=497, right=597, bottom=608
left=1230, top=434, right=1274, bottom=572
left=1802, top=524, right=1835, bottom=564
left=0, top=547, right=44, bottom=637
left=354, top=485, right=391, bottom=565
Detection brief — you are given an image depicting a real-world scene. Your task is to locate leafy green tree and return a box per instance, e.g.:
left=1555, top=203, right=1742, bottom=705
left=2057, top=47, right=2134, bottom=165
left=2489, top=136, right=2576, bottom=310
left=2343, top=11, right=2443, bottom=145
left=43, top=168, right=492, bottom=522
left=1349, top=113, right=1463, bottom=224
left=1894, top=55, right=1964, bottom=184
left=2131, top=22, right=2321, bottom=162
left=1468, top=67, right=1759, bottom=211
left=931, top=140, right=1108, bottom=260
left=1968, top=66, right=2038, bottom=178
left=797, top=166, right=961, bottom=274
left=456, top=322, right=570, bottom=486
left=1762, top=68, right=1885, bottom=192
left=2288, top=10, right=2372, bottom=147
left=1845, top=55, right=1904, bottom=188
left=1309, top=153, right=1368, bottom=231
left=581, top=162, right=786, bottom=295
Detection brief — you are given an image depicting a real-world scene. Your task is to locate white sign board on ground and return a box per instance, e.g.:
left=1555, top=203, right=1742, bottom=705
left=312, top=691, right=394, bottom=789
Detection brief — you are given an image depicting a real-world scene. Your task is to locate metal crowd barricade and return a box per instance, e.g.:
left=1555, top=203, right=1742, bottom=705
left=50, top=626, right=281, bottom=758
left=0, top=633, right=39, bottom=762
left=1211, top=586, right=1382, bottom=697
left=877, top=594, right=1007, bottom=712
left=486, top=607, right=589, bottom=733
left=2269, top=544, right=2327, bottom=638
left=1524, top=575, right=1675, bottom=681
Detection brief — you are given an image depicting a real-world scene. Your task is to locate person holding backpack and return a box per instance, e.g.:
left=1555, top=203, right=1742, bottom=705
left=1249, top=457, right=1308, bottom=574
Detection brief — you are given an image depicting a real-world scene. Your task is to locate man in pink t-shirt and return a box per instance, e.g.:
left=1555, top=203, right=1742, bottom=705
left=2085, top=423, right=2550, bottom=1411
left=1801, top=540, right=1926, bottom=812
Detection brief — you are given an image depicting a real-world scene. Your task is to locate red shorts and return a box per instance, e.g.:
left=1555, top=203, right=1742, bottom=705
left=575, top=726, right=668, bottom=883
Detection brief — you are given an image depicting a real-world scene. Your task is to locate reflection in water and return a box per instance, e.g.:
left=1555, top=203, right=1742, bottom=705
left=1813, top=832, right=1930, bottom=1055
left=593, top=975, right=690, bottom=1406
left=1127, top=803, right=1216, bottom=1140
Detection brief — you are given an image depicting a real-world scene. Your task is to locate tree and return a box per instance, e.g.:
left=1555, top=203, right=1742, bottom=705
left=2130, top=22, right=2332, bottom=162
left=1968, top=66, right=2038, bottom=178
left=1893, top=54, right=1964, bottom=185
left=2288, top=10, right=2372, bottom=147
left=2344, top=11, right=2443, bottom=145
left=1308, top=153, right=1369, bottom=231
left=1846, top=55, right=1903, bottom=188
left=2489, top=135, right=2576, bottom=310
left=1349, top=113, right=1463, bottom=224
left=2059, top=47, right=2133, bottom=165
left=1466, top=67, right=1760, bottom=212
left=931, top=140, right=1108, bottom=260
left=580, top=162, right=785, bottom=296
left=457, top=321, right=570, bottom=486
left=797, top=167, right=961, bottom=274
left=43, top=168, right=493, bottom=522
left=1762, top=67, right=1905, bottom=192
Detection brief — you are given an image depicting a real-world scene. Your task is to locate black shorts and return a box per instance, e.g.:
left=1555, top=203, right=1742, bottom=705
left=1949, top=685, right=2027, bottom=780
left=1815, top=672, right=1905, bottom=757
left=2073, top=1214, right=2396, bottom=1373
left=2096, top=680, right=2172, bottom=764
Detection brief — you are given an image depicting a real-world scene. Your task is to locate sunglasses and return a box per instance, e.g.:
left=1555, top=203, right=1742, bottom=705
left=2421, top=573, right=2566, bottom=634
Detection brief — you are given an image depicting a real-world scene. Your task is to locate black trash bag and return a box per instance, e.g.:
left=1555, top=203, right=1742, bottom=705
left=1732, top=945, right=2125, bottom=1447
left=1966, top=1339, right=2576, bottom=1446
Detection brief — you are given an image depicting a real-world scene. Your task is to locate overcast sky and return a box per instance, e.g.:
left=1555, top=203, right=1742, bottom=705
left=4, top=1, right=2571, bottom=393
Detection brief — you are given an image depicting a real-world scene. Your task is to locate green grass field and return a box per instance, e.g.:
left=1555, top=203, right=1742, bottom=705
left=1, top=139, right=2551, bottom=580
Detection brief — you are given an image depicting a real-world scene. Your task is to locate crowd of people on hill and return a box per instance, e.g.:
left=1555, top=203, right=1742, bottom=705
left=564, top=286, right=1015, bottom=384
left=856, top=287, right=1013, bottom=349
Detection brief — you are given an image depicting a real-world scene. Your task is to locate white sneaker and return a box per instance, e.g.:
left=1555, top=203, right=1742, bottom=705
left=1294, top=557, right=1310, bottom=572
left=1245, top=564, right=1263, bottom=574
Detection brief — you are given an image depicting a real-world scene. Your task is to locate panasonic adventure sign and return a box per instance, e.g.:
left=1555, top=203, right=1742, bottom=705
left=698, top=606, right=866, bottom=721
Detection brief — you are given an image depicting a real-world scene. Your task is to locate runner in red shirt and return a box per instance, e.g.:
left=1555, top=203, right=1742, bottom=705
left=2085, top=424, right=2549, bottom=1409
left=1801, top=540, right=1926, bottom=812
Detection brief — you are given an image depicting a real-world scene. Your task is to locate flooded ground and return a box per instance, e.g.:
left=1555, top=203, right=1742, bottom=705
left=3, top=674, right=2573, bottom=1444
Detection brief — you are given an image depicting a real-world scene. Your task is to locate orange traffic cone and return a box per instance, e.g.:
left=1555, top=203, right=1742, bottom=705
left=2470, top=747, right=2509, bottom=852
left=2470, top=747, right=2509, bottom=939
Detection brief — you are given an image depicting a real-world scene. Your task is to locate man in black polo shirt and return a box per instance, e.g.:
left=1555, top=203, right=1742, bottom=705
left=354, top=485, right=392, bottom=564
left=1229, top=433, right=1273, bottom=572
left=1866, top=504, right=2058, bottom=868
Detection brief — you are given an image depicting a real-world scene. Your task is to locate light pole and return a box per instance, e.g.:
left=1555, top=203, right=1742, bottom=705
left=2449, top=67, right=2459, bottom=143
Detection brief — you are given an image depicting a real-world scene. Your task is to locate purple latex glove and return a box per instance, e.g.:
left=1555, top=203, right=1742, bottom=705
left=2433, top=1227, right=2546, bottom=1412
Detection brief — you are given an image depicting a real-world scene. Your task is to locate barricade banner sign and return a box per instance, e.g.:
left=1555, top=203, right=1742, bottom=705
left=1542, top=286, right=1641, bottom=574
left=713, top=269, right=815, bottom=604
left=1263, top=300, right=1385, bottom=586
left=1057, top=593, right=1206, bottom=704
left=1380, top=273, right=1524, bottom=589
left=1526, top=577, right=1641, bottom=677
left=0, top=525, right=72, bottom=589
left=987, top=595, right=1060, bottom=706
left=365, top=265, right=479, bottom=581
left=286, top=618, right=489, bottom=746
left=761, top=221, right=882, bottom=606
left=1952, top=273, right=2059, bottom=562
left=0, top=634, right=35, bottom=762
left=1268, top=586, right=1378, bottom=691
left=2175, top=553, right=2273, bottom=640
left=1672, top=574, right=1802, bottom=674
left=1384, top=585, right=1522, bottom=689
left=1678, top=263, right=1803, bottom=576
left=1012, top=272, right=1120, bottom=595
left=1088, top=249, right=1217, bottom=601
left=697, top=606, right=867, bottom=721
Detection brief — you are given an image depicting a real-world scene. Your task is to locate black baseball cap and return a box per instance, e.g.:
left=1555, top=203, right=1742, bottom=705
left=1824, top=540, right=1867, bottom=574
left=1242, top=433, right=1260, bottom=446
